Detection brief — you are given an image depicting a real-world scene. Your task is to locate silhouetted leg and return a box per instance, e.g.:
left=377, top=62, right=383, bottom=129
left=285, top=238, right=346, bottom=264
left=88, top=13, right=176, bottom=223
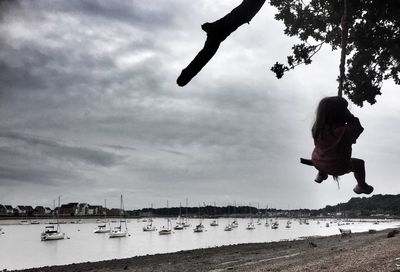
left=350, top=158, right=366, bottom=186
left=350, top=158, right=373, bottom=194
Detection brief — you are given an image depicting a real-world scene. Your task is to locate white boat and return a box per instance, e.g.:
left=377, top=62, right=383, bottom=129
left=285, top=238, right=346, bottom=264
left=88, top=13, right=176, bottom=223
left=225, top=205, right=233, bottom=231
left=143, top=223, right=157, bottom=232
left=231, top=203, right=239, bottom=228
left=246, top=222, right=255, bottom=230
left=285, top=221, right=291, bottom=228
left=41, top=225, right=65, bottom=241
left=271, top=222, right=279, bottom=229
left=109, top=226, right=128, bottom=238
left=174, top=222, right=184, bottom=230
left=182, top=198, right=191, bottom=227
left=264, top=207, right=269, bottom=227
left=224, top=224, right=232, bottom=231
left=159, top=229, right=172, bottom=235
left=174, top=205, right=185, bottom=230
left=246, top=214, right=255, bottom=230
left=20, top=220, right=30, bottom=225
left=41, top=197, right=66, bottom=241
left=94, top=199, right=110, bottom=234
left=94, top=224, right=110, bottom=233
left=159, top=201, right=172, bottom=235
left=210, top=219, right=219, bottom=226
left=159, top=220, right=172, bottom=235
left=231, top=220, right=239, bottom=228
left=210, top=202, right=219, bottom=226
left=194, top=205, right=205, bottom=233
left=193, top=223, right=204, bottom=232
left=143, top=203, right=156, bottom=231
left=109, top=195, right=128, bottom=238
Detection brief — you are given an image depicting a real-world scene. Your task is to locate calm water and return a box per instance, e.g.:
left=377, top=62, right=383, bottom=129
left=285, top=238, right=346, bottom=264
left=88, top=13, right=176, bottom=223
left=0, top=218, right=398, bottom=270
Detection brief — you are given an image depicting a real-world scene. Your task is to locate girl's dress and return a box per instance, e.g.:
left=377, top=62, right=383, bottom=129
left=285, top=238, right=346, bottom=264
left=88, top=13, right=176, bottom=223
left=311, top=116, right=364, bottom=176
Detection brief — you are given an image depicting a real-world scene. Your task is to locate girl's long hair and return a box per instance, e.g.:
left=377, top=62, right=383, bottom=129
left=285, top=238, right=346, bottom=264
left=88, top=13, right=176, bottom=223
left=312, top=96, right=348, bottom=139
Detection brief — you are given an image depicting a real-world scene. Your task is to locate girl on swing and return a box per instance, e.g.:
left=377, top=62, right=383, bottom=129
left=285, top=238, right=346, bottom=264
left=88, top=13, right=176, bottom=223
left=311, top=96, right=374, bottom=194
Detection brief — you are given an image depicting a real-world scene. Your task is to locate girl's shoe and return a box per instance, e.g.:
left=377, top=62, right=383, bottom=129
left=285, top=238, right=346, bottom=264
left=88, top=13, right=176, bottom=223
left=353, top=184, right=374, bottom=194
left=315, top=172, right=328, bottom=183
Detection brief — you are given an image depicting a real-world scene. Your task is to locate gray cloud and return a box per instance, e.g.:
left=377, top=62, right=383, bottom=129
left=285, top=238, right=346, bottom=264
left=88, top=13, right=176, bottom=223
left=159, top=149, right=190, bottom=157
left=0, top=164, right=72, bottom=185
left=0, top=0, right=397, bottom=209
left=102, top=144, right=137, bottom=151
left=0, top=132, right=124, bottom=167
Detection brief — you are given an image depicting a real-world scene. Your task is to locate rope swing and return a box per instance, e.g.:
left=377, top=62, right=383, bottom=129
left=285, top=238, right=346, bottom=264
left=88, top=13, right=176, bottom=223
left=300, top=0, right=349, bottom=169
left=338, top=0, right=348, bottom=98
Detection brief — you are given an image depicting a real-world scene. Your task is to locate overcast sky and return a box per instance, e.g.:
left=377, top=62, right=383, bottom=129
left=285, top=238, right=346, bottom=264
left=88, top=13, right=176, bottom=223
left=1, top=0, right=399, bottom=210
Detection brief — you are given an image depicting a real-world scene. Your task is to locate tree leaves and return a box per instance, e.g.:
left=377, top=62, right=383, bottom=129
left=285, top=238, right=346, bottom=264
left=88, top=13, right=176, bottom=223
left=270, top=0, right=400, bottom=106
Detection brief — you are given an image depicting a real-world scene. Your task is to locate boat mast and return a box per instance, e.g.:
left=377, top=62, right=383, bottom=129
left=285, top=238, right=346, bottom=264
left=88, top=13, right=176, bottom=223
left=167, top=200, right=170, bottom=230
left=57, top=196, right=61, bottom=232
left=185, top=197, right=188, bottom=221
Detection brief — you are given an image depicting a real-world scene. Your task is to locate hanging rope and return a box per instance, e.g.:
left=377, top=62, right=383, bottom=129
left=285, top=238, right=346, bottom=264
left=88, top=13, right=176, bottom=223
left=301, top=0, right=350, bottom=189
left=338, top=0, right=348, bottom=98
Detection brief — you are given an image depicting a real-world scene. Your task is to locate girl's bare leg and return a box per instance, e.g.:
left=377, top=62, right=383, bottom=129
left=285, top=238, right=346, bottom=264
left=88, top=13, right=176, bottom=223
left=350, top=158, right=373, bottom=194
left=350, top=158, right=366, bottom=186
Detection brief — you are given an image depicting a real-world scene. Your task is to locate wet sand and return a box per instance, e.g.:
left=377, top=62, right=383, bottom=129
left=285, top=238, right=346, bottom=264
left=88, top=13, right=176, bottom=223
left=14, top=228, right=400, bottom=272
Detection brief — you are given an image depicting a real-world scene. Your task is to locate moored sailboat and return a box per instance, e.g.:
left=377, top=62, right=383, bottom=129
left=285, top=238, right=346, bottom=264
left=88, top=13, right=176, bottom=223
left=193, top=222, right=204, bottom=232
left=109, top=195, right=129, bottom=238
left=174, top=203, right=185, bottom=230
left=143, top=223, right=157, bottom=232
left=224, top=204, right=233, bottom=231
left=94, top=199, right=110, bottom=234
left=41, top=225, right=65, bottom=241
left=159, top=201, right=172, bottom=235
left=183, top=198, right=191, bottom=228
left=143, top=203, right=157, bottom=232
left=271, top=221, right=279, bottom=229
left=193, top=205, right=205, bottom=233
left=41, top=197, right=65, bottom=241
left=210, top=202, right=219, bottom=226
left=231, top=202, right=239, bottom=228
left=246, top=221, right=255, bottom=230
left=246, top=204, right=255, bottom=230
left=159, top=218, right=172, bottom=235
left=224, top=224, right=232, bottom=231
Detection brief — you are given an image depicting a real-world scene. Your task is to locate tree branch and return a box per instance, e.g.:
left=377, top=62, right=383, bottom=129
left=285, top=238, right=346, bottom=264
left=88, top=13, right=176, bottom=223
left=176, top=0, right=266, bottom=87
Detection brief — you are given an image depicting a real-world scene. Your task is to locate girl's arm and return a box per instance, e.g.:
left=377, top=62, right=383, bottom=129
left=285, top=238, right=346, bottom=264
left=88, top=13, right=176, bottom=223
left=345, top=110, right=364, bottom=143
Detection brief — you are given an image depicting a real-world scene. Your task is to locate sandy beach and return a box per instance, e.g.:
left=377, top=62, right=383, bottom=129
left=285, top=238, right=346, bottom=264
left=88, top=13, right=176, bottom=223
left=13, top=228, right=400, bottom=272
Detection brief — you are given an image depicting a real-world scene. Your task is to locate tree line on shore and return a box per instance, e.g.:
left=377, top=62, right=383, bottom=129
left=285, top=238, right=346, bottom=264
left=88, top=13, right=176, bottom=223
left=1, top=194, right=399, bottom=218
left=141, top=194, right=400, bottom=218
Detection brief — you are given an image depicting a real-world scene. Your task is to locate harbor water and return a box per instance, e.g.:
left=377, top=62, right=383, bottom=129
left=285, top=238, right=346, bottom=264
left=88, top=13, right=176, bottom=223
left=0, top=218, right=398, bottom=270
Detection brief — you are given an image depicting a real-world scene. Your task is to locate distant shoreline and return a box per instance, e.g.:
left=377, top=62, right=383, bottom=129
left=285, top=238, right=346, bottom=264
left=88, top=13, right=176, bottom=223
left=1, top=215, right=398, bottom=221
left=11, top=228, right=400, bottom=272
